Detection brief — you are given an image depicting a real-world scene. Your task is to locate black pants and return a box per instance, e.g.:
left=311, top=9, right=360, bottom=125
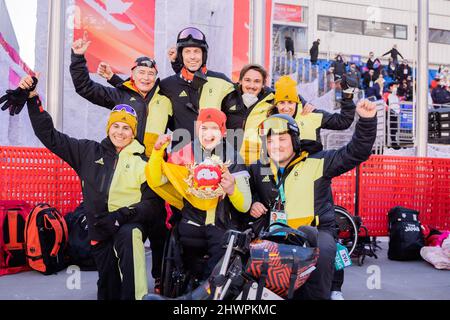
left=91, top=223, right=148, bottom=300
left=331, top=269, right=344, bottom=291
left=293, top=227, right=337, bottom=300
left=178, top=221, right=226, bottom=280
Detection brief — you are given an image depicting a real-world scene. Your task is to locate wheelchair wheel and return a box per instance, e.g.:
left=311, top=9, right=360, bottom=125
left=160, top=226, right=187, bottom=298
left=334, top=206, right=358, bottom=256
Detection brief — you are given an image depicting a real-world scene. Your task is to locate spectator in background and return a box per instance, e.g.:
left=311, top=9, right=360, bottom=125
left=387, top=58, right=398, bottom=79
left=285, top=33, right=295, bottom=58
left=331, top=54, right=347, bottom=79
left=430, top=73, right=441, bottom=90
left=382, top=44, right=404, bottom=65
left=385, top=82, right=401, bottom=149
left=347, top=63, right=361, bottom=88
left=366, top=74, right=385, bottom=100
left=372, top=58, right=384, bottom=79
left=363, top=69, right=376, bottom=91
left=310, top=39, right=320, bottom=65
left=431, top=78, right=450, bottom=105
left=397, top=79, right=413, bottom=101
left=366, top=51, right=375, bottom=70
left=396, top=59, right=412, bottom=82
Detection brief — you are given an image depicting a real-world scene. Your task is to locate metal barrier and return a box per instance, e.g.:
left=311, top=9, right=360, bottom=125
left=386, top=100, right=415, bottom=147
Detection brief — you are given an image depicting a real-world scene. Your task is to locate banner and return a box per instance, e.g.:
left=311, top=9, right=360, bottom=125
left=273, top=3, right=303, bottom=23
left=232, top=0, right=272, bottom=83
left=232, top=0, right=250, bottom=82
left=74, top=0, right=155, bottom=75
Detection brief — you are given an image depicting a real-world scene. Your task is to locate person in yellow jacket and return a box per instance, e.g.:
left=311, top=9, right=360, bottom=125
left=146, top=108, right=251, bottom=280
left=17, top=75, right=167, bottom=300
left=270, top=75, right=357, bottom=142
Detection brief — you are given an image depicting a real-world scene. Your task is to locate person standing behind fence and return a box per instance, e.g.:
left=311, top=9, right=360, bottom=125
left=310, top=39, right=320, bottom=65
left=285, top=34, right=295, bottom=58
left=331, top=54, right=347, bottom=79
left=382, top=44, right=404, bottom=66
left=15, top=75, right=168, bottom=300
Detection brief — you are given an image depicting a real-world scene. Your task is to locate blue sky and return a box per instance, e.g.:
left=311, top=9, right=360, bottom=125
left=5, top=0, right=37, bottom=69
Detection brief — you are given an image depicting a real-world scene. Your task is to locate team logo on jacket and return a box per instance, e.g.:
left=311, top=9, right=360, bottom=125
left=262, top=175, right=271, bottom=183
left=185, top=155, right=230, bottom=199
left=95, top=158, right=105, bottom=165
left=130, top=97, right=136, bottom=102
left=179, top=90, right=188, bottom=97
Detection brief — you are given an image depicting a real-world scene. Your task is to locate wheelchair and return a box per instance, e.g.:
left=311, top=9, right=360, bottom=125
left=157, top=217, right=319, bottom=300
left=334, top=205, right=379, bottom=266
left=160, top=219, right=208, bottom=298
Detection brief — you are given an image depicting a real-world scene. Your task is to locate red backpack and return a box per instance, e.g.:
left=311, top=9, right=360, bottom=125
left=0, top=200, right=32, bottom=276
left=25, top=203, right=69, bottom=275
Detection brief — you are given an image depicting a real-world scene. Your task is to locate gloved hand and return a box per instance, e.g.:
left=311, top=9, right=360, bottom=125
left=93, top=207, right=136, bottom=237
left=339, top=74, right=359, bottom=99
left=0, top=76, right=38, bottom=116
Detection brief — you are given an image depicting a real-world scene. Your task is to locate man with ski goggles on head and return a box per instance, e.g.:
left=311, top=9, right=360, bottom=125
left=101, top=27, right=243, bottom=150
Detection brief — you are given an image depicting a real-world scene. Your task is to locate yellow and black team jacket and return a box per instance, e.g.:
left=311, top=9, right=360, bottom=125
left=290, top=97, right=356, bottom=142
left=26, top=96, right=162, bottom=242
left=221, top=85, right=275, bottom=165
left=158, top=71, right=241, bottom=142
left=146, top=140, right=252, bottom=230
left=233, top=93, right=356, bottom=165
left=248, top=115, right=377, bottom=230
left=69, top=51, right=170, bottom=156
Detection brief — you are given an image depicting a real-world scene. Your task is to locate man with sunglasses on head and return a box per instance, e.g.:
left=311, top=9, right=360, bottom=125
left=70, top=32, right=171, bottom=156
left=15, top=75, right=167, bottom=299
left=248, top=99, right=378, bottom=300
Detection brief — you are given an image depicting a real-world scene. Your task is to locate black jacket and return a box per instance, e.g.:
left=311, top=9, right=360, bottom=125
left=395, top=64, right=412, bottom=81
left=158, top=70, right=237, bottom=141
left=249, top=116, right=377, bottom=230
left=222, top=84, right=274, bottom=130
left=431, top=86, right=450, bottom=105
left=69, top=51, right=159, bottom=144
left=309, top=42, right=319, bottom=61
left=26, top=96, right=162, bottom=241
left=382, top=48, right=404, bottom=61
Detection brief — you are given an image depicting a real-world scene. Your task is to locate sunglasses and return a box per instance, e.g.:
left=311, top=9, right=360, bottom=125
left=178, top=27, right=205, bottom=42
left=112, top=104, right=137, bottom=118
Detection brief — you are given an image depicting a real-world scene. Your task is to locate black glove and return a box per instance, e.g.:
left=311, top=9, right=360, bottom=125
left=0, top=76, right=38, bottom=116
left=339, top=74, right=358, bottom=99
left=93, top=207, right=136, bottom=237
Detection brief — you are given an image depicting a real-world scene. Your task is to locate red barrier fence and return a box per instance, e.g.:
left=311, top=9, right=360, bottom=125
left=0, top=146, right=82, bottom=214
left=1, top=147, right=449, bottom=236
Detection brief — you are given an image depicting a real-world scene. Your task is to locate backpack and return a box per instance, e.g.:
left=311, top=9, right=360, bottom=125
left=0, top=200, right=32, bottom=276
left=388, top=206, right=424, bottom=261
left=64, top=203, right=96, bottom=271
left=25, top=203, right=69, bottom=274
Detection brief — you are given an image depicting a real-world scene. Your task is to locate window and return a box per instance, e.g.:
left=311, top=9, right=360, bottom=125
left=317, top=15, right=407, bottom=40
left=318, top=15, right=331, bottom=31
left=395, top=25, right=408, bottom=40
left=364, top=21, right=394, bottom=38
left=430, top=28, right=450, bottom=45
left=331, top=17, right=363, bottom=35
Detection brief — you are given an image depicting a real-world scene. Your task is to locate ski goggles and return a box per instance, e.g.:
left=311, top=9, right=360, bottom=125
left=111, top=104, right=137, bottom=118
left=178, top=27, right=206, bottom=42
left=132, top=57, right=158, bottom=72
left=259, top=116, right=298, bottom=136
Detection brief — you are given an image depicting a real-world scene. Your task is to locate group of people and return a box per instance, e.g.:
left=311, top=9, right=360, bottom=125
left=5, top=27, right=378, bottom=300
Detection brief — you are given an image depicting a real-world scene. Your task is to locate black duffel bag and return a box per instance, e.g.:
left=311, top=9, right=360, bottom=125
left=388, top=206, right=424, bottom=261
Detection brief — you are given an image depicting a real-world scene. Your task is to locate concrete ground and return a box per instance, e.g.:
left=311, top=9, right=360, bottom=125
left=0, top=238, right=449, bottom=300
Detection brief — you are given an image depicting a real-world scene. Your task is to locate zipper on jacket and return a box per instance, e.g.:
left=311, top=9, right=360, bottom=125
left=104, top=154, right=119, bottom=206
